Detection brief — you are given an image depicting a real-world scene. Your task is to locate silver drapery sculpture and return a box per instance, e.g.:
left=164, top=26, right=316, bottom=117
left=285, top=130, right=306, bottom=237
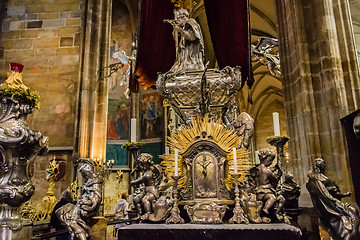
left=56, top=158, right=103, bottom=240
left=252, top=37, right=280, bottom=77
left=307, top=158, right=359, bottom=240
left=0, top=64, right=48, bottom=236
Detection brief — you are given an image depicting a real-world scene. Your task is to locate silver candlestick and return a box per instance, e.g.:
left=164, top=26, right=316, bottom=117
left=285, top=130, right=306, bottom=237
left=229, top=174, right=249, bottom=224
left=166, top=176, right=184, bottom=224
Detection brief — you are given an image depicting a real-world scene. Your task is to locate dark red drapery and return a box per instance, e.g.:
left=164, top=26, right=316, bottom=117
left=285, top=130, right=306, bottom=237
left=132, top=0, right=175, bottom=91
left=204, top=0, right=253, bottom=88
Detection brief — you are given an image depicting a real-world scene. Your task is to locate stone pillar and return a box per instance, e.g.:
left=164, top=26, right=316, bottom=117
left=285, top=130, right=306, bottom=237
left=276, top=0, right=360, bottom=206
left=75, top=0, right=111, bottom=160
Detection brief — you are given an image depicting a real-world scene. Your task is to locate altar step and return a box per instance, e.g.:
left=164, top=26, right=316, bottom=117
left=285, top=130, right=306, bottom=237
left=117, top=223, right=302, bottom=240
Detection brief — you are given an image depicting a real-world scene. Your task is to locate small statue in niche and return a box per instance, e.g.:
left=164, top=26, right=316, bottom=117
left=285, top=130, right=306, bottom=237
left=131, top=153, right=162, bottom=220
left=56, top=158, right=103, bottom=240
left=307, top=158, right=360, bottom=240
left=164, top=8, right=205, bottom=73
left=282, top=173, right=301, bottom=209
left=256, top=149, right=287, bottom=222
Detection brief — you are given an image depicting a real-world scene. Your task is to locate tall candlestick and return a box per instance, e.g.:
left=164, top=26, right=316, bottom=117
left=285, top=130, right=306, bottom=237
left=131, top=118, right=137, bottom=142
left=233, top=148, right=237, bottom=174
left=174, top=148, right=179, bottom=176
left=165, top=146, right=170, bottom=155
left=272, top=112, right=280, bottom=136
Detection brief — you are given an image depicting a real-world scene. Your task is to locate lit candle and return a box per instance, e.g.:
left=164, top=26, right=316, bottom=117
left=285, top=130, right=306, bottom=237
left=174, top=148, right=179, bottom=176
left=272, top=112, right=280, bottom=136
left=131, top=118, right=137, bottom=142
left=233, top=148, right=237, bottom=174
left=165, top=146, right=170, bottom=155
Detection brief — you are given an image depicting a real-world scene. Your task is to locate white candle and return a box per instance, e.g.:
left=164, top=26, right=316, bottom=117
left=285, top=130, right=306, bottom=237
left=255, top=150, right=260, bottom=164
left=233, top=148, right=237, bottom=174
left=131, top=118, right=137, bottom=142
left=174, top=148, right=179, bottom=176
left=272, top=112, right=280, bottom=136
left=165, top=146, right=170, bottom=155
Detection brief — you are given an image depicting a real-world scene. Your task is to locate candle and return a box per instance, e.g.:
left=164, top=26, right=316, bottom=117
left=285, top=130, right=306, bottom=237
left=272, top=112, right=280, bottom=136
left=233, top=148, right=237, bottom=174
left=131, top=118, right=137, bottom=142
left=255, top=150, right=260, bottom=164
left=174, top=148, right=179, bottom=176
left=165, top=146, right=170, bottom=154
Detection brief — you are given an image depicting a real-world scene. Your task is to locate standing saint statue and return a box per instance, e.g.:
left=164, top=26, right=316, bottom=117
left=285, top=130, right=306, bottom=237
left=56, top=158, right=103, bottom=240
left=165, top=9, right=205, bottom=73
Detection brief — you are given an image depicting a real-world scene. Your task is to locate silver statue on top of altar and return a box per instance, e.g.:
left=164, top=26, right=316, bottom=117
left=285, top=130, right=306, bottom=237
left=157, top=8, right=243, bottom=123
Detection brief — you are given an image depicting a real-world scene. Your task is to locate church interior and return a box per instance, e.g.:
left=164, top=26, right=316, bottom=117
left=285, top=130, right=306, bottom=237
left=0, top=0, right=359, bottom=239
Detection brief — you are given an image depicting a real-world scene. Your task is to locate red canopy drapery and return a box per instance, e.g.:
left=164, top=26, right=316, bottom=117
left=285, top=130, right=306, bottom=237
left=204, top=0, right=253, bottom=88
left=132, top=0, right=175, bottom=91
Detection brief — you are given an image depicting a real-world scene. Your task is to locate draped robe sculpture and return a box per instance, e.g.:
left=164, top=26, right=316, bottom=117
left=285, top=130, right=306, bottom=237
left=56, top=158, right=103, bottom=240
left=307, top=158, right=359, bottom=240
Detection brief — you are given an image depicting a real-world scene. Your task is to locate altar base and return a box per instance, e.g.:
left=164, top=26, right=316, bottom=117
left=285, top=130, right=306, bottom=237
left=0, top=224, right=32, bottom=240
left=117, top=223, right=302, bottom=240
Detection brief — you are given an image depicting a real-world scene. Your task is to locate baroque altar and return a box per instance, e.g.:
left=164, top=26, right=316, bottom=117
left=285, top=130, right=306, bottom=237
left=118, top=7, right=300, bottom=232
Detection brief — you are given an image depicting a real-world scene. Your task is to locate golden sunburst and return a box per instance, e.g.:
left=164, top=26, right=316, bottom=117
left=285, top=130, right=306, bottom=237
left=160, top=116, right=251, bottom=189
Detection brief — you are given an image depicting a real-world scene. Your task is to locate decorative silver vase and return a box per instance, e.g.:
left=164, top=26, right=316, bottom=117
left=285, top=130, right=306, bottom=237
left=0, top=92, right=48, bottom=235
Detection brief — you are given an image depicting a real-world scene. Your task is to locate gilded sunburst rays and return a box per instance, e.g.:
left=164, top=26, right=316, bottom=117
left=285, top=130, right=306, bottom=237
left=160, top=116, right=251, bottom=189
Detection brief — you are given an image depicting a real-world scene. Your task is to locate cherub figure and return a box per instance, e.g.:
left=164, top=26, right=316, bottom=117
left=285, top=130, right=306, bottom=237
left=131, top=153, right=162, bottom=220
left=256, top=149, right=286, bottom=222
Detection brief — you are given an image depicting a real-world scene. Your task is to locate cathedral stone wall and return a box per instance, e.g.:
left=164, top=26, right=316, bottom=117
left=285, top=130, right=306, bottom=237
left=0, top=0, right=82, bottom=147
left=276, top=0, right=360, bottom=207
left=0, top=0, right=83, bottom=202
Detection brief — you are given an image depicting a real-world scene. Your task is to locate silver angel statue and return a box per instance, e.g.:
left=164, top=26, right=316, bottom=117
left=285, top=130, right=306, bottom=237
left=229, top=112, right=254, bottom=149
left=56, top=158, right=103, bottom=240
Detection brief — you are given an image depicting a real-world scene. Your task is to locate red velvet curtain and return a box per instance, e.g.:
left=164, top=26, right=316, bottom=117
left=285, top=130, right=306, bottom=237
left=132, top=0, right=175, bottom=91
left=204, top=0, right=253, bottom=88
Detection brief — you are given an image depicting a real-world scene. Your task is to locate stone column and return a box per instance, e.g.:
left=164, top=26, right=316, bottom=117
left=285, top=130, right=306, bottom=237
left=74, top=0, right=111, bottom=160
left=276, top=0, right=360, bottom=206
